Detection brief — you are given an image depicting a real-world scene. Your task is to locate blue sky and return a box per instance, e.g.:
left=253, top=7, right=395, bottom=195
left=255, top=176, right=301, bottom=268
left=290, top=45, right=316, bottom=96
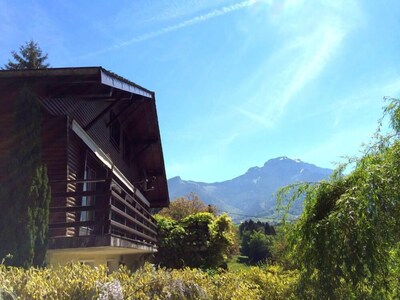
left=1, top=0, right=400, bottom=182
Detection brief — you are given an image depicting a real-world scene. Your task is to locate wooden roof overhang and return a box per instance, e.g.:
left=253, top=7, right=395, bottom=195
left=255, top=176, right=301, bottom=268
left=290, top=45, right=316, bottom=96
left=0, top=67, right=169, bottom=208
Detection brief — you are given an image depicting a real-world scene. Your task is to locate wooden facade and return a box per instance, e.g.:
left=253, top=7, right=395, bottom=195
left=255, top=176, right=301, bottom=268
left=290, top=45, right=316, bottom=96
left=0, top=67, right=169, bottom=265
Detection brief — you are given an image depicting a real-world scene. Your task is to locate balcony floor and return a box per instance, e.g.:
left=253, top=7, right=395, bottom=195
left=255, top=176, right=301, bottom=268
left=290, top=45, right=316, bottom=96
left=48, top=234, right=157, bottom=255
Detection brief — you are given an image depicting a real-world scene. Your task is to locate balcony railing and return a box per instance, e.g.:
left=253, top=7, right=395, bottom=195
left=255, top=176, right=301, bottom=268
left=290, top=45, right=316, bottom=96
left=49, top=176, right=158, bottom=246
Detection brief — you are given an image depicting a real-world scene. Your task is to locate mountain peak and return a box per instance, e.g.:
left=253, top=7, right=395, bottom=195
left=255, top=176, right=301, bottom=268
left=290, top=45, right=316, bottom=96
left=169, top=176, right=182, bottom=182
left=264, top=156, right=301, bottom=166
left=277, top=156, right=289, bottom=160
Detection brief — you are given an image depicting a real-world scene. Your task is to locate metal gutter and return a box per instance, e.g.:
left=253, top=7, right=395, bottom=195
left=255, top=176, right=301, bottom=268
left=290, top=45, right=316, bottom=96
left=100, top=69, right=153, bottom=98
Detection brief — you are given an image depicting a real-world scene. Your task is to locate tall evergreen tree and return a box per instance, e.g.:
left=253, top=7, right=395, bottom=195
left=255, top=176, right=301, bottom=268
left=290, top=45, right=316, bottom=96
left=0, top=86, right=51, bottom=267
left=3, top=40, right=49, bottom=70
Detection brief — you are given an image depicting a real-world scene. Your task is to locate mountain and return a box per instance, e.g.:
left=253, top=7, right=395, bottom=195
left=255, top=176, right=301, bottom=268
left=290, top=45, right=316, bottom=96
left=167, top=157, right=332, bottom=221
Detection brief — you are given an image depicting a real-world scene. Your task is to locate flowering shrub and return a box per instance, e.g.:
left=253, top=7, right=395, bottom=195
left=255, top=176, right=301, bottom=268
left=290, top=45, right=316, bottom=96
left=96, top=280, right=124, bottom=300
left=0, top=262, right=298, bottom=300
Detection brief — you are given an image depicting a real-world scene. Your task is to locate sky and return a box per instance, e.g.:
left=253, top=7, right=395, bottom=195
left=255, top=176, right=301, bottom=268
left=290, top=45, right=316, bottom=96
left=1, top=0, right=399, bottom=183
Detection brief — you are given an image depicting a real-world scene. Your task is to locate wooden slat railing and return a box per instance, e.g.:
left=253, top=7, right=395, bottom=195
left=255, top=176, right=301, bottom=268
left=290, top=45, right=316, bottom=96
left=48, top=175, right=158, bottom=246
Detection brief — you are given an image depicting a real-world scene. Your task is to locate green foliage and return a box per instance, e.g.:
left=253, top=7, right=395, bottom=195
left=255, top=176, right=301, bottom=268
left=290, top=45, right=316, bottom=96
left=277, top=98, right=400, bottom=299
left=0, top=86, right=51, bottom=267
left=239, top=220, right=276, bottom=265
left=248, top=232, right=273, bottom=264
left=0, top=262, right=299, bottom=300
left=239, top=219, right=276, bottom=236
left=155, top=213, right=237, bottom=269
left=154, top=215, right=186, bottom=268
left=3, top=40, right=49, bottom=70
left=270, top=225, right=295, bottom=269
left=241, top=231, right=273, bottom=264
left=158, top=193, right=218, bottom=221
left=0, top=263, right=108, bottom=299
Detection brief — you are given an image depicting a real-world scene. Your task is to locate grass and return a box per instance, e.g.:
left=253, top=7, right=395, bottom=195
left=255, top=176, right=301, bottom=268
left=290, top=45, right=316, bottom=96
left=227, top=255, right=251, bottom=272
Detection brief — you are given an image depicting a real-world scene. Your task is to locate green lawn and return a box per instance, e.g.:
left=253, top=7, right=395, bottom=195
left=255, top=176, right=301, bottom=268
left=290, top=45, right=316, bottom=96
left=227, top=255, right=250, bottom=272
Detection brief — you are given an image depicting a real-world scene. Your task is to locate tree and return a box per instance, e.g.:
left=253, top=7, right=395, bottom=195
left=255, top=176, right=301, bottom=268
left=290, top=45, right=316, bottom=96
left=155, top=212, right=237, bottom=269
left=153, top=214, right=186, bottom=268
left=238, top=220, right=276, bottom=264
left=239, top=220, right=276, bottom=236
left=246, top=231, right=273, bottom=264
left=278, top=98, right=400, bottom=299
left=240, top=230, right=274, bottom=264
left=4, top=40, right=49, bottom=70
left=158, top=193, right=218, bottom=221
left=270, top=225, right=295, bottom=269
left=0, top=86, right=51, bottom=267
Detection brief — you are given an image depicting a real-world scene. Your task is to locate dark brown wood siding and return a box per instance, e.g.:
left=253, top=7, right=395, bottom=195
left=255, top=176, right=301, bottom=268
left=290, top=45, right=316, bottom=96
left=39, top=97, right=134, bottom=181
left=65, top=125, right=86, bottom=236
left=0, top=89, right=17, bottom=179
left=41, top=114, right=68, bottom=237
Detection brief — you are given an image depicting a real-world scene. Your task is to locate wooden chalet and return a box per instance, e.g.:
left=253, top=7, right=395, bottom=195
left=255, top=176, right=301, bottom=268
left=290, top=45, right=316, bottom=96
left=0, top=67, right=169, bottom=270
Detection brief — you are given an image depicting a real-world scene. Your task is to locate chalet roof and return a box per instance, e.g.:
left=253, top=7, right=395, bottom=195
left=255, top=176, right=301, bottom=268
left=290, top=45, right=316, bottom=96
left=0, top=66, right=153, bottom=98
left=0, top=67, right=169, bottom=208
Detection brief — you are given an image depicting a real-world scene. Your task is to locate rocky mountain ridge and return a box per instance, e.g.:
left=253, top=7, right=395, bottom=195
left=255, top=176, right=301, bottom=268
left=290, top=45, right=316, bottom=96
left=168, top=157, right=332, bottom=220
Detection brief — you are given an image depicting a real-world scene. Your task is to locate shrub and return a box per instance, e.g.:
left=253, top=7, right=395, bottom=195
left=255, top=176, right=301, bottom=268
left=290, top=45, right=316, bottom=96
left=155, top=213, right=237, bottom=269
left=0, top=262, right=299, bottom=300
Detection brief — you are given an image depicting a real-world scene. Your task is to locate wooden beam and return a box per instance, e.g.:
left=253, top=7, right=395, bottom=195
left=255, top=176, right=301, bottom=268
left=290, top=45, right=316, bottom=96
left=84, top=100, right=120, bottom=131
left=105, top=101, right=133, bottom=127
left=133, top=142, right=153, bottom=158
left=119, top=99, right=143, bottom=126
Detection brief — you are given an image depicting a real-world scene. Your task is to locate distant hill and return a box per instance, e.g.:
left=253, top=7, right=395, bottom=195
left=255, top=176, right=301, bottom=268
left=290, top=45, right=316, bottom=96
left=168, top=157, right=332, bottom=221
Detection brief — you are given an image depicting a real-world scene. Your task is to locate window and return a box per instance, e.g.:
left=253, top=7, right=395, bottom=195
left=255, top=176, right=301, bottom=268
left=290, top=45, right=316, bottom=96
left=110, top=111, right=121, bottom=150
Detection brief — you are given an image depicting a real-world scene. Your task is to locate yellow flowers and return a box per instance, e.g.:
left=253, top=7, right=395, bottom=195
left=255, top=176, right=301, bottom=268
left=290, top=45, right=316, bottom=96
left=0, top=262, right=298, bottom=300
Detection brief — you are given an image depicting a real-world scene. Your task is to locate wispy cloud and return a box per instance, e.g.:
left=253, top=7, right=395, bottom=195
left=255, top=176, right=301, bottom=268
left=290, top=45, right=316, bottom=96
left=234, top=25, right=346, bottom=128
left=71, top=0, right=261, bottom=61
left=232, top=1, right=359, bottom=129
left=233, top=106, right=274, bottom=127
left=292, top=75, right=400, bottom=168
left=282, top=28, right=344, bottom=109
left=301, top=127, right=372, bottom=166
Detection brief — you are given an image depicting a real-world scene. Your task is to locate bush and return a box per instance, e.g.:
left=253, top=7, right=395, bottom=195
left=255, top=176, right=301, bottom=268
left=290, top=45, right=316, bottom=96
left=0, top=262, right=299, bottom=300
left=241, top=231, right=273, bottom=264
left=155, top=213, right=237, bottom=269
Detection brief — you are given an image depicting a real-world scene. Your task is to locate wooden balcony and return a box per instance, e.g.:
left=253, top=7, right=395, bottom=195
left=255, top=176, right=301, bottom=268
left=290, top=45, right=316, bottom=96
left=48, top=176, right=158, bottom=251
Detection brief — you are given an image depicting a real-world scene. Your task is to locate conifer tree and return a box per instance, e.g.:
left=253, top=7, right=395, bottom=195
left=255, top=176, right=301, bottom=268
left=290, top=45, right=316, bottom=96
left=0, top=86, right=51, bottom=267
left=3, top=40, right=49, bottom=70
